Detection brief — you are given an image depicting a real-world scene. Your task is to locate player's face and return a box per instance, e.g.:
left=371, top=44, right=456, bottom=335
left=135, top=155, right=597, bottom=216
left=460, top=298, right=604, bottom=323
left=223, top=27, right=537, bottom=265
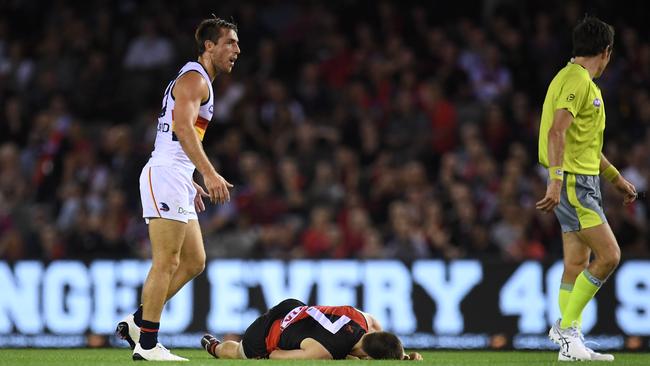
left=209, top=29, right=240, bottom=74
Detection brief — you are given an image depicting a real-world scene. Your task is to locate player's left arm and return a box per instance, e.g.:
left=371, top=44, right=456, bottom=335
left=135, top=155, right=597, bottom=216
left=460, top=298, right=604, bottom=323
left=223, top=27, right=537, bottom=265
left=600, top=153, right=637, bottom=204
left=269, top=339, right=333, bottom=360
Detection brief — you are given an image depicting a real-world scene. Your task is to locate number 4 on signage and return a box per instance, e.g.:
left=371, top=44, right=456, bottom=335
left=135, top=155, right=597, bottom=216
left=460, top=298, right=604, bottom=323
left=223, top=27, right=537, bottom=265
left=499, top=261, right=597, bottom=333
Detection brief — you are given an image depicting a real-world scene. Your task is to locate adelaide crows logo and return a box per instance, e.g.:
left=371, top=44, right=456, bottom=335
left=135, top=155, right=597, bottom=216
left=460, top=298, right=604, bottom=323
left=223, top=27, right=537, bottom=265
left=160, top=202, right=170, bottom=212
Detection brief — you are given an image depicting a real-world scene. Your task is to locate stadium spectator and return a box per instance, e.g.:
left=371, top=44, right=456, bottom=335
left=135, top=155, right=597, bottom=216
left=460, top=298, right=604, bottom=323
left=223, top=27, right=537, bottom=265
left=0, top=0, right=648, bottom=261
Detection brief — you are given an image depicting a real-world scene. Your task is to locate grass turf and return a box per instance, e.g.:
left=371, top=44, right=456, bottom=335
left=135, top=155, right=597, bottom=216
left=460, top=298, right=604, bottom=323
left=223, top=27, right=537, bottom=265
left=0, top=350, right=649, bottom=366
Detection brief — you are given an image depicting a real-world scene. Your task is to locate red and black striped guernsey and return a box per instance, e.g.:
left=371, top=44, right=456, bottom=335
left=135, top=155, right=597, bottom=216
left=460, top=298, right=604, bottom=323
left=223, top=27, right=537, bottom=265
left=264, top=305, right=369, bottom=359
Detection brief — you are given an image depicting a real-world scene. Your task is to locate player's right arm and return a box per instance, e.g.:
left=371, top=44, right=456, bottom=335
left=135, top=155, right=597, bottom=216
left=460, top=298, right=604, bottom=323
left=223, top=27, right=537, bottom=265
left=269, top=338, right=333, bottom=360
left=536, top=108, right=573, bottom=212
left=172, top=72, right=232, bottom=204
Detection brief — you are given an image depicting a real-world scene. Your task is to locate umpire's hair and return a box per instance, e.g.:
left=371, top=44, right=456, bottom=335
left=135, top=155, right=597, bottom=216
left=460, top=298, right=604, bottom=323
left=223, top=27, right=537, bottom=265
left=361, top=332, right=404, bottom=360
left=572, top=16, right=614, bottom=57
left=195, top=15, right=238, bottom=55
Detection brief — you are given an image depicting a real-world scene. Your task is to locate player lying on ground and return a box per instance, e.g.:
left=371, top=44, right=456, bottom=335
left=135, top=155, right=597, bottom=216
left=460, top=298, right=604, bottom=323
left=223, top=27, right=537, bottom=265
left=201, top=299, right=423, bottom=360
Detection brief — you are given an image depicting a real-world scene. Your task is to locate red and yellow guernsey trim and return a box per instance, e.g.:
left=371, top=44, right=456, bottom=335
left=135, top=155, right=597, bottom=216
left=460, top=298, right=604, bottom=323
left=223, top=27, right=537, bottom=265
left=171, top=110, right=209, bottom=141
left=193, top=115, right=209, bottom=140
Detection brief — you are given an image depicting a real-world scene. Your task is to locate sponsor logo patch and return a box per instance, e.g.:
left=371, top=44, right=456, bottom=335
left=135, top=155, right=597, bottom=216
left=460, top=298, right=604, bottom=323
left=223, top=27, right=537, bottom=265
left=593, top=98, right=601, bottom=107
left=160, top=202, right=170, bottom=212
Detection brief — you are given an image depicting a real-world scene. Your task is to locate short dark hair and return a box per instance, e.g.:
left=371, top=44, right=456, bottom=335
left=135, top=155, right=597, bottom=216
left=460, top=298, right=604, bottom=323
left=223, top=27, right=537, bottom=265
left=572, top=16, right=614, bottom=57
left=195, top=16, right=238, bottom=55
left=361, top=332, right=404, bottom=360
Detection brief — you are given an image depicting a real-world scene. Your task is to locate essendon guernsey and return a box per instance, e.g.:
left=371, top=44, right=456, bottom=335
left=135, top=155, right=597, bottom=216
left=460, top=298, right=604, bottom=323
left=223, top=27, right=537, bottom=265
left=265, top=305, right=369, bottom=359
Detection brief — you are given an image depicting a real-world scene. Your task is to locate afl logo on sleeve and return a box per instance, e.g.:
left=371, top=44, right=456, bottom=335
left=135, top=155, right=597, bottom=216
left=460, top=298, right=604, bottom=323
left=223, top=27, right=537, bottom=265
left=209, top=104, right=214, bottom=114
left=593, top=98, right=601, bottom=107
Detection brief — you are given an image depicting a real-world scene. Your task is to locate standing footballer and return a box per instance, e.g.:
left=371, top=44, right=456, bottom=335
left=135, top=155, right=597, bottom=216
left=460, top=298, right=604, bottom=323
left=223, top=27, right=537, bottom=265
left=115, top=16, right=240, bottom=361
left=536, top=16, right=637, bottom=362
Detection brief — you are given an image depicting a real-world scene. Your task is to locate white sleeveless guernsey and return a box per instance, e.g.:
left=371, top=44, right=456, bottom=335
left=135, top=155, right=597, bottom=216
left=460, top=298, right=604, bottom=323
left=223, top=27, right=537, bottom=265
left=147, top=61, right=214, bottom=175
left=138, top=62, right=214, bottom=223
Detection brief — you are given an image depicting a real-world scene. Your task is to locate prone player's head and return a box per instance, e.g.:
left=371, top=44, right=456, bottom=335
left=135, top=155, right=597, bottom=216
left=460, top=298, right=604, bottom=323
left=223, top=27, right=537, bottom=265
left=195, top=16, right=240, bottom=74
left=572, top=16, right=614, bottom=78
left=360, top=331, right=405, bottom=360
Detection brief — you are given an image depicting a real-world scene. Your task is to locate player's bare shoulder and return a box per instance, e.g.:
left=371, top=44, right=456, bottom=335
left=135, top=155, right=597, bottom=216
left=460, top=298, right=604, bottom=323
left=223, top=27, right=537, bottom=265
left=172, top=71, right=209, bottom=103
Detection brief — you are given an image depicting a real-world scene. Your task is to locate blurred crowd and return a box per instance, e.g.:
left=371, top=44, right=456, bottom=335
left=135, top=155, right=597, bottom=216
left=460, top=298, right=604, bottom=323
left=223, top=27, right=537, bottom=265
left=1, top=0, right=648, bottom=261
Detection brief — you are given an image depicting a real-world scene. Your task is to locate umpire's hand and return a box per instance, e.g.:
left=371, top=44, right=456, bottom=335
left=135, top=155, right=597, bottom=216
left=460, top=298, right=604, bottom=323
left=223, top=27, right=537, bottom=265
left=536, top=180, right=562, bottom=212
left=612, top=175, right=637, bottom=205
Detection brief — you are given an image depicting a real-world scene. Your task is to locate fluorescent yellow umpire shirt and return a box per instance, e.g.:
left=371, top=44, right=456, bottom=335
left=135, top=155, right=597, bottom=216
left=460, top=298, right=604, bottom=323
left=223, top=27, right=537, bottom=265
left=539, top=62, right=605, bottom=175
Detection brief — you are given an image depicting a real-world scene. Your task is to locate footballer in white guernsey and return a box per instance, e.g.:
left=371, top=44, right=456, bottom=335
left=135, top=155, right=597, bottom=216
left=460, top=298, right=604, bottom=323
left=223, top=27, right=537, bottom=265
left=140, top=61, right=215, bottom=223
left=115, top=16, right=240, bottom=362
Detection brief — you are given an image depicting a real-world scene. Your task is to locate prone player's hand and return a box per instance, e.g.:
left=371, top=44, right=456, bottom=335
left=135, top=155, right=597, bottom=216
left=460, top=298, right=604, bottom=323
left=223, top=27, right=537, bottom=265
left=536, top=180, right=562, bottom=212
left=402, top=352, right=423, bottom=361
left=613, top=175, right=637, bottom=205
left=204, top=171, right=234, bottom=204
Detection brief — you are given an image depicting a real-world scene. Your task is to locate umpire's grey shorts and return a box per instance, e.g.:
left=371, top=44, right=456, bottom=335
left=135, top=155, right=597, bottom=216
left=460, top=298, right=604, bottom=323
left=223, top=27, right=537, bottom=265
left=554, top=173, right=607, bottom=233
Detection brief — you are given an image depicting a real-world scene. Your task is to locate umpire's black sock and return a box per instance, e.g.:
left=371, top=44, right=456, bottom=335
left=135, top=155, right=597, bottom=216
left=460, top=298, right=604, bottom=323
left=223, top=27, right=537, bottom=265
left=139, top=320, right=160, bottom=350
left=133, top=304, right=143, bottom=327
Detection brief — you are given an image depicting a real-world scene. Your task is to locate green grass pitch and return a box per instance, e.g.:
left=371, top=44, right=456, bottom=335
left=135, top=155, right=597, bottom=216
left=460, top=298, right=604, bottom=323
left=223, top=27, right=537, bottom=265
left=0, top=349, right=649, bottom=366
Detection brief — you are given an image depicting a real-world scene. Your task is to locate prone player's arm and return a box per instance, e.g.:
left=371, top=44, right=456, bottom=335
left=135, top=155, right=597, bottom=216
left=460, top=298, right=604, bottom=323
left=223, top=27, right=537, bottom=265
left=269, top=349, right=332, bottom=360
left=172, top=73, right=232, bottom=204
left=536, top=109, right=573, bottom=212
left=269, top=339, right=333, bottom=360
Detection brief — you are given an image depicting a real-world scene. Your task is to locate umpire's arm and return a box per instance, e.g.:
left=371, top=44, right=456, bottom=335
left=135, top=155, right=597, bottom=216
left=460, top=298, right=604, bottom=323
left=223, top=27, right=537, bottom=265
left=536, top=109, right=573, bottom=212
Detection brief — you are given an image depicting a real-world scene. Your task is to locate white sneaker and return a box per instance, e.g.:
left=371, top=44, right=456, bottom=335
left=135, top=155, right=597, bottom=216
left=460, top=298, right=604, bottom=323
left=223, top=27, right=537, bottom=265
left=548, top=318, right=562, bottom=346
left=586, top=348, right=614, bottom=362
left=581, top=332, right=614, bottom=361
left=560, top=347, right=615, bottom=362
left=133, top=343, right=188, bottom=361
left=555, top=322, right=591, bottom=361
left=551, top=318, right=614, bottom=361
left=116, top=314, right=140, bottom=350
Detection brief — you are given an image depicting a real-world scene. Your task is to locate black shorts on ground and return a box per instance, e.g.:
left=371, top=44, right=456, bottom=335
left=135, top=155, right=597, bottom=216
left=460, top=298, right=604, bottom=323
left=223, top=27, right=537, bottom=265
left=241, top=298, right=306, bottom=358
